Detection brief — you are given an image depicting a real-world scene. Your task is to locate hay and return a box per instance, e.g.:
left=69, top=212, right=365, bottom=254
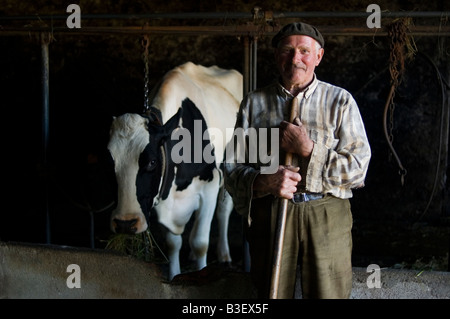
left=104, top=230, right=168, bottom=264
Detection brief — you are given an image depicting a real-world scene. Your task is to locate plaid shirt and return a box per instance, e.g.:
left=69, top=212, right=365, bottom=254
left=224, top=75, right=371, bottom=224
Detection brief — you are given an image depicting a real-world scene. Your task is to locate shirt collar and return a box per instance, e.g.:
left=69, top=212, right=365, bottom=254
left=277, top=74, right=319, bottom=99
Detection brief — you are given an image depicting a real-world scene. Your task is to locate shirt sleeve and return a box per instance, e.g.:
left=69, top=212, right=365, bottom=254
left=223, top=96, right=260, bottom=224
left=305, top=93, right=371, bottom=197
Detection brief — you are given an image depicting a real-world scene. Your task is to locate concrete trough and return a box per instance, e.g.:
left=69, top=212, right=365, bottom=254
left=1, top=241, right=449, bottom=299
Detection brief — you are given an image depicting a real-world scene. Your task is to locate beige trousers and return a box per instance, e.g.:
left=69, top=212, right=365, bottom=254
left=246, top=195, right=353, bottom=299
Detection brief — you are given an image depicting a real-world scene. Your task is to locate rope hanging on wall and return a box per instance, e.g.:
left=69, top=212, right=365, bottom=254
left=383, top=17, right=417, bottom=186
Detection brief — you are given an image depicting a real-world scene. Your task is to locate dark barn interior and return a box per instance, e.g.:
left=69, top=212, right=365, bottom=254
left=1, top=0, right=449, bottom=276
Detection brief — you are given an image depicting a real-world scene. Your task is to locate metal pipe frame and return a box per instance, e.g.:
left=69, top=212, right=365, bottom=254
left=41, top=33, right=51, bottom=244
left=1, top=10, right=449, bottom=36
left=0, top=10, right=448, bottom=21
left=1, top=25, right=449, bottom=37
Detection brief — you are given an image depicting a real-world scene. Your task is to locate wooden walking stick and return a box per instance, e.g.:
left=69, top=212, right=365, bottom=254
left=269, top=96, right=299, bottom=299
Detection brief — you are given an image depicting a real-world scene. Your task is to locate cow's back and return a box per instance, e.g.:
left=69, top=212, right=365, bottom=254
left=181, top=62, right=243, bottom=104
left=149, top=62, right=242, bottom=163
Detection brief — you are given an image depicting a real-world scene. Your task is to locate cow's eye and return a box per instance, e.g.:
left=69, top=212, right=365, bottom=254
left=146, top=159, right=157, bottom=171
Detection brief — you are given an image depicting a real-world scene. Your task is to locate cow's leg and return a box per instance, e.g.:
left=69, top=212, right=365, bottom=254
left=215, top=187, right=233, bottom=263
left=188, top=207, right=214, bottom=271
left=188, top=180, right=221, bottom=270
left=165, top=231, right=182, bottom=280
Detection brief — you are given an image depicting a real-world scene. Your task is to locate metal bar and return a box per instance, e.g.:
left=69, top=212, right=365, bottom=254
left=0, top=12, right=253, bottom=21
left=248, top=37, right=253, bottom=91
left=243, top=37, right=250, bottom=95
left=41, top=32, right=51, bottom=244
left=1, top=25, right=449, bottom=36
left=89, top=211, right=95, bottom=249
left=273, top=11, right=449, bottom=19
left=252, top=37, right=258, bottom=90
left=0, top=11, right=447, bottom=21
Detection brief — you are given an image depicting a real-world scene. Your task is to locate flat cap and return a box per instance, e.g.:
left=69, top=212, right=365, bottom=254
left=272, top=22, right=324, bottom=48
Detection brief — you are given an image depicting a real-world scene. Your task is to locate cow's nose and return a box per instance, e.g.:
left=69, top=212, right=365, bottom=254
left=113, top=218, right=138, bottom=234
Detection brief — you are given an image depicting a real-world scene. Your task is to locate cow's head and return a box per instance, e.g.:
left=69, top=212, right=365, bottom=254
left=107, top=109, right=182, bottom=234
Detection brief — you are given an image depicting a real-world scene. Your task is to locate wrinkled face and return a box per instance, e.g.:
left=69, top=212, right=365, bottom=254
left=275, top=35, right=324, bottom=92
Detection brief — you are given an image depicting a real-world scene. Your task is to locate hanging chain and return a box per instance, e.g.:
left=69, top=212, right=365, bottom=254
left=141, top=34, right=150, bottom=113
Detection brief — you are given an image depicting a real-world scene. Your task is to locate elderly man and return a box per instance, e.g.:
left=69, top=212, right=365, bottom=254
left=224, top=22, right=371, bottom=298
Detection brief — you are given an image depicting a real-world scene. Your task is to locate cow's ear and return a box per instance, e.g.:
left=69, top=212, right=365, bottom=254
left=162, top=107, right=183, bottom=134
left=147, top=107, right=182, bottom=140
left=146, top=107, right=163, bottom=126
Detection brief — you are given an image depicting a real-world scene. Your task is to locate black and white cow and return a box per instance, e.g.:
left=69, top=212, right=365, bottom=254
left=108, top=62, right=242, bottom=280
